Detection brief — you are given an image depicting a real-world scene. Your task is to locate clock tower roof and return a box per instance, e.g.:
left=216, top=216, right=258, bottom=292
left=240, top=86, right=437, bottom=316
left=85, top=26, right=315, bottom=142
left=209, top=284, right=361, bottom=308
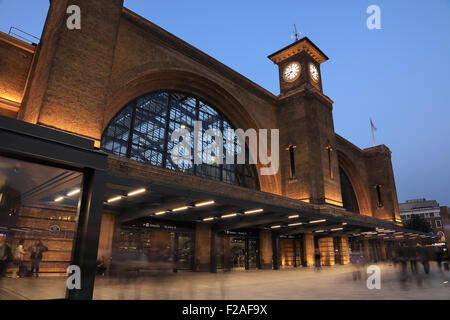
left=268, top=37, right=329, bottom=65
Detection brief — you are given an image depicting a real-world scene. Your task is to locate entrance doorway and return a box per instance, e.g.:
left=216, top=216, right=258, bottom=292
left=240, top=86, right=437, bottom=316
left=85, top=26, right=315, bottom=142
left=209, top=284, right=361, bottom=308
left=279, top=238, right=302, bottom=268
left=225, top=235, right=259, bottom=270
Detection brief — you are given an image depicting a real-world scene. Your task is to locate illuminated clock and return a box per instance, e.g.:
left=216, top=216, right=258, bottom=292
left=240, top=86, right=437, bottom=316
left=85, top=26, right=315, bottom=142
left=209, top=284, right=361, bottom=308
left=283, top=62, right=301, bottom=82
left=309, top=63, right=320, bottom=82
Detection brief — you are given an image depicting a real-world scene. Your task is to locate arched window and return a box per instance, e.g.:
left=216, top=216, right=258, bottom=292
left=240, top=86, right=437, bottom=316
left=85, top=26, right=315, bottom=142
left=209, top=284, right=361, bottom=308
left=101, top=91, right=260, bottom=190
left=339, top=166, right=360, bottom=214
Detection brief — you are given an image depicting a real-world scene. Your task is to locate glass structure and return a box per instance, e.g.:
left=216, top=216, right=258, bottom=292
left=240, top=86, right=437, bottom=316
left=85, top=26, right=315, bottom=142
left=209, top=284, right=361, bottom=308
left=101, top=91, right=259, bottom=190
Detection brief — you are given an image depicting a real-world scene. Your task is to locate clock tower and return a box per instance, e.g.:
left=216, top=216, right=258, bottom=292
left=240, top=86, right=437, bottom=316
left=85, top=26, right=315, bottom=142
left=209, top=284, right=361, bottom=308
left=268, top=37, right=328, bottom=95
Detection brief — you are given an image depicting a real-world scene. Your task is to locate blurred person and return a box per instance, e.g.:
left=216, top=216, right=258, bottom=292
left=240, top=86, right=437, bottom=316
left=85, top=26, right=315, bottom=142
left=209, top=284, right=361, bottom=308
left=12, top=239, right=25, bottom=279
left=0, top=235, right=12, bottom=277
left=314, top=248, right=321, bottom=271
left=408, top=245, right=418, bottom=275
left=419, top=246, right=431, bottom=275
left=435, top=247, right=444, bottom=271
left=397, top=245, right=408, bottom=283
left=29, top=240, right=48, bottom=277
left=96, top=256, right=107, bottom=276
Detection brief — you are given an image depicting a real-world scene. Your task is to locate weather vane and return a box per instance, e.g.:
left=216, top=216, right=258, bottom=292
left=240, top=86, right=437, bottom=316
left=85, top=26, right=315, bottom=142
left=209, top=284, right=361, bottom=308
left=291, top=24, right=301, bottom=41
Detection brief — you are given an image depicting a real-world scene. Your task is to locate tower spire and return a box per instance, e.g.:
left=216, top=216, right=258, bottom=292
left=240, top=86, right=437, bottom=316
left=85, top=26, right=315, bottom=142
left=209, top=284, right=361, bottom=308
left=291, top=24, right=301, bottom=41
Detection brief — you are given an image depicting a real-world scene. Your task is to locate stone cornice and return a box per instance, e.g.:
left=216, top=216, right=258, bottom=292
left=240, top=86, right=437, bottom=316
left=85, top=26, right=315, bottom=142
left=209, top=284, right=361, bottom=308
left=268, top=37, right=329, bottom=65
left=276, top=84, right=334, bottom=110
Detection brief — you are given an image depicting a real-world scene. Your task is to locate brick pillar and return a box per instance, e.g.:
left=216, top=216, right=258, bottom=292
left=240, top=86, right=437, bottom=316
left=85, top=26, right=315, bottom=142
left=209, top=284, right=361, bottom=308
left=96, top=211, right=116, bottom=268
left=303, top=233, right=315, bottom=267
left=194, top=223, right=212, bottom=272
left=319, top=237, right=335, bottom=266
left=259, top=230, right=273, bottom=269
left=380, top=239, right=387, bottom=261
left=338, top=236, right=350, bottom=265
left=363, top=238, right=371, bottom=261
left=224, top=237, right=232, bottom=271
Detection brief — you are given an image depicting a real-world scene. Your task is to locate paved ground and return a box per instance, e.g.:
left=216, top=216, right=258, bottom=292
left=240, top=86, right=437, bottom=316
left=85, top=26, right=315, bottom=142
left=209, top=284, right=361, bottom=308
left=1, top=262, right=449, bottom=300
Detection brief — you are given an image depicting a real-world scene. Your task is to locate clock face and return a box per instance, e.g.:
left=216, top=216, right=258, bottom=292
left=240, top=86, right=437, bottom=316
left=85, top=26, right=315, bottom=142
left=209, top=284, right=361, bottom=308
left=309, top=63, right=320, bottom=82
left=283, top=62, right=301, bottom=82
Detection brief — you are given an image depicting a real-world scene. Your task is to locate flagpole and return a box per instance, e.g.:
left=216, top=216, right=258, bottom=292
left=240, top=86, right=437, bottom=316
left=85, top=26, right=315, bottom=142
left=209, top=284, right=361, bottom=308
left=370, top=118, right=376, bottom=147
left=371, top=127, right=376, bottom=147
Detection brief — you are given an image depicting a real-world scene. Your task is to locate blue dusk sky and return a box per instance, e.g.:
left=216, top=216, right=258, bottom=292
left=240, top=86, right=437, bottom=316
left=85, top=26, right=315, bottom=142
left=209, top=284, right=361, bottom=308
left=0, top=0, right=449, bottom=206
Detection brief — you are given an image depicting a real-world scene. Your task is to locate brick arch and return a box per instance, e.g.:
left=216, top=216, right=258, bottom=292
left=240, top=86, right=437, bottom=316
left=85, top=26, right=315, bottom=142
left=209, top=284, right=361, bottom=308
left=103, top=69, right=281, bottom=195
left=337, top=151, right=372, bottom=217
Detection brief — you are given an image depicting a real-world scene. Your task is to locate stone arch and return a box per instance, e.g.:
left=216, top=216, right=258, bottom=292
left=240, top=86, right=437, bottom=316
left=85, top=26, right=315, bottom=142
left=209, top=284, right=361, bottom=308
left=337, top=150, right=372, bottom=216
left=103, top=69, right=280, bottom=194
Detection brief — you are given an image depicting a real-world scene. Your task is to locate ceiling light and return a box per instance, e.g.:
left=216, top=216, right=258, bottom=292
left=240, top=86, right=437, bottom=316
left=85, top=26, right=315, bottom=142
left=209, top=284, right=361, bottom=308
left=342, top=222, right=348, bottom=225
left=330, top=228, right=343, bottom=231
left=288, top=222, right=303, bottom=227
left=288, top=215, right=299, bottom=219
left=221, top=213, right=237, bottom=219
left=315, top=230, right=325, bottom=233
left=244, top=209, right=263, bottom=215
left=203, top=217, right=215, bottom=222
left=309, top=219, right=326, bottom=224
left=67, top=189, right=80, bottom=197
left=271, top=225, right=281, bottom=229
left=107, top=196, right=122, bottom=203
left=154, top=211, right=166, bottom=216
left=54, top=196, right=64, bottom=202
left=127, top=188, right=146, bottom=197
left=172, top=206, right=189, bottom=212
left=195, top=200, right=215, bottom=207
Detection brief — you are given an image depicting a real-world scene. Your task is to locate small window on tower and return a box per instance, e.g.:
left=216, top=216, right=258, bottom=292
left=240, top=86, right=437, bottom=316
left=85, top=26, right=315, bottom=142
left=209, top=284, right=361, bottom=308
left=375, top=184, right=383, bottom=207
left=287, top=145, right=296, bottom=180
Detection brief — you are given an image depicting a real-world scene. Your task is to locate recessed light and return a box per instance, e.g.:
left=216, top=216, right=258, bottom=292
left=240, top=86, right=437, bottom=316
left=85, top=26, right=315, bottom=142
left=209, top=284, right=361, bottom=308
left=288, top=222, right=303, bottom=227
left=67, top=189, right=80, bottom=197
left=203, top=217, right=215, bottom=222
left=221, top=213, right=237, bottom=219
left=271, top=225, right=281, bottom=229
left=244, top=209, right=263, bottom=215
left=127, top=188, right=146, bottom=197
left=107, top=196, right=122, bottom=203
left=172, top=206, right=189, bottom=212
left=154, top=211, right=166, bottom=216
left=54, top=196, right=64, bottom=202
left=288, top=215, right=299, bottom=219
left=195, top=200, right=215, bottom=207
left=309, top=219, right=326, bottom=224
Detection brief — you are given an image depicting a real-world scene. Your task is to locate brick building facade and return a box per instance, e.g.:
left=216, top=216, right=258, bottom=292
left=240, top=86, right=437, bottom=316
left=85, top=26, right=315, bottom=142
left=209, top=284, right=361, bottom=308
left=0, top=0, right=441, bottom=299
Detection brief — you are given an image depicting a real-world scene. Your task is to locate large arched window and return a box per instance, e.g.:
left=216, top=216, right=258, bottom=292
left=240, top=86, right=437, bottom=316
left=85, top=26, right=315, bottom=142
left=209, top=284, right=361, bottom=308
left=101, top=91, right=260, bottom=190
left=339, top=166, right=360, bottom=214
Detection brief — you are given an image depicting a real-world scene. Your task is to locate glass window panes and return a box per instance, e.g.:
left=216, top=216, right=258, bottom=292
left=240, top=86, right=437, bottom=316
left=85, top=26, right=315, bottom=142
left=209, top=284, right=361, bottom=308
left=101, top=91, right=259, bottom=190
